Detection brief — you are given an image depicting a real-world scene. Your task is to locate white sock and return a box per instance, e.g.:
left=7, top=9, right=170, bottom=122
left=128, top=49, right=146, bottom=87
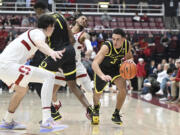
left=42, top=109, right=51, bottom=124
left=41, top=75, right=55, bottom=124
left=4, top=111, right=14, bottom=123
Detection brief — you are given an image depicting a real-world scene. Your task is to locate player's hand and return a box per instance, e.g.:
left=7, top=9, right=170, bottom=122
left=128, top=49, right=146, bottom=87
left=100, top=75, right=112, bottom=82
left=124, top=59, right=134, bottom=63
left=51, top=48, right=66, bottom=61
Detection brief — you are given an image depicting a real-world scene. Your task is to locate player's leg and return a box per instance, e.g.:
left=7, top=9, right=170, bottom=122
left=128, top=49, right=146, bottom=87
left=28, top=66, right=65, bottom=130
left=112, top=77, right=126, bottom=125
left=92, top=74, right=108, bottom=125
left=0, top=85, right=28, bottom=130
left=76, top=62, right=93, bottom=92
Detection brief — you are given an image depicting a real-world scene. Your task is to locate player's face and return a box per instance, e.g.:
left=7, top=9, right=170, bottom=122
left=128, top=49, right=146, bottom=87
left=46, top=25, right=54, bottom=37
left=34, top=8, right=45, bottom=18
left=76, top=16, right=88, bottom=28
left=112, top=34, right=123, bottom=49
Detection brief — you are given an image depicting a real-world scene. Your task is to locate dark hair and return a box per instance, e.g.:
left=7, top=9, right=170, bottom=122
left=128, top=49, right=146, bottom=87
left=167, top=68, right=173, bottom=74
left=112, top=28, right=126, bottom=37
left=37, top=14, right=55, bottom=29
left=34, top=1, right=47, bottom=10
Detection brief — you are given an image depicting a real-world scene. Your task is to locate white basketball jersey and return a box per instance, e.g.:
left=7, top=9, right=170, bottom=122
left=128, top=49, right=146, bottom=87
left=0, top=29, right=46, bottom=64
left=73, top=31, right=84, bottom=62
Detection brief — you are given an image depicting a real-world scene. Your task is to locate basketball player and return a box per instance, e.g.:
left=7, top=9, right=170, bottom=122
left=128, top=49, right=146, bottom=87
left=33, top=2, right=93, bottom=120
left=91, top=28, right=134, bottom=125
left=53, top=14, right=93, bottom=111
left=0, top=15, right=65, bottom=130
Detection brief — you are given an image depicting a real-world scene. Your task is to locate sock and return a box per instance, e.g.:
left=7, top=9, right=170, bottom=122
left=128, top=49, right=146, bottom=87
left=114, top=108, right=120, bottom=114
left=42, top=108, right=51, bottom=124
left=4, top=111, right=14, bottom=123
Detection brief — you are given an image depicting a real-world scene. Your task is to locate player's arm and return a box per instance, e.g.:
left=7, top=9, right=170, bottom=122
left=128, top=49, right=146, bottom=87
left=92, top=45, right=111, bottom=82
left=34, top=39, right=65, bottom=61
left=81, top=33, right=93, bottom=59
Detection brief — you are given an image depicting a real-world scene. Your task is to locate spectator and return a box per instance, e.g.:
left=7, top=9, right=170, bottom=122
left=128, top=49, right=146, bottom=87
left=101, top=12, right=112, bottom=23
left=156, top=63, right=169, bottom=95
left=158, top=68, right=174, bottom=101
left=91, top=35, right=98, bottom=52
left=160, top=34, right=171, bottom=48
left=149, top=60, right=156, bottom=75
left=168, top=57, right=176, bottom=70
left=21, top=15, right=29, bottom=27
left=133, top=12, right=140, bottom=22
left=141, top=13, right=149, bottom=22
left=170, top=59, right=180, bottom=103
left=28, top=13, right=36, bottom=26
left=64, top=11, right=71, bottom=20
left=136, top=58, right=146, bottom=91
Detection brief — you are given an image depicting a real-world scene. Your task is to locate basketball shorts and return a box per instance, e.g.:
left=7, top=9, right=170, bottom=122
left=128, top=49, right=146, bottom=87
left=94, top=67, right=121, bottom=93
left=0, top=62, right=55, bottom=88
left=39, top=45, right=76, bottom=81
left=55, top=62, right=92, bottom=91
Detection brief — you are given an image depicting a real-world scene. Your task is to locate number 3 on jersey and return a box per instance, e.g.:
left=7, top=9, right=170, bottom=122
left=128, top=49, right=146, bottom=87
left=19, top=66, right=31, bottom=75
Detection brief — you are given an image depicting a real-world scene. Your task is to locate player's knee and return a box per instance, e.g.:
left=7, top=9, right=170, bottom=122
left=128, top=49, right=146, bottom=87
left=45, top=72, right=55, bottom=81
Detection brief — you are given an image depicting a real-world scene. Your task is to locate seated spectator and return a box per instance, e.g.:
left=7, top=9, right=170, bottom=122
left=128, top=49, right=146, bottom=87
left=28, top=13, right=37, bottom=26
left=140, top=13, right=149, bottom=22
left=156, top=63, right=169, bottom=95
left=133, top=12, right=141, bottom=22
left=101, top=12, right=112, bottom=22
left=158, top=68, right=174, bottom=101
left=149, top=60, right=156, bottom=75
left=140, top=74, right=159, bottom=101
left=21, top=15, right=29, bottom=27
left=170, top=59, right=180, bottom=103
left=64, top=11, right=71, bottom=20
left=91, top=35, right=98, bottom=52
left=160, top=34, right=171, bottom=48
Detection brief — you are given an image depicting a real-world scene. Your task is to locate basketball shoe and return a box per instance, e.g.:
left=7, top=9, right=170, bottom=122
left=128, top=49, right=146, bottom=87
left=0, top=119, right=26, bottom=130
left=51, top=101, right=62, bottom=121
left=86, top=106, right=93, bottom=120
left=111, top=113, right=123, bottom=125
left=92, top=103, right=100, bottom=125
left=40, top=117, right=66, bottom=133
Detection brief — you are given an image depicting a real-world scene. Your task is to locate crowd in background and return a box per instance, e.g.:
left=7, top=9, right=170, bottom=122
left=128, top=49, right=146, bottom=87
left=0, top=1, right=180, bottom=105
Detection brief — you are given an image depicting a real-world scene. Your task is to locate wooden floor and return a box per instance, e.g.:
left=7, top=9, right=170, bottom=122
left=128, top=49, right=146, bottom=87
left=0, top=91, right=180, bottom=135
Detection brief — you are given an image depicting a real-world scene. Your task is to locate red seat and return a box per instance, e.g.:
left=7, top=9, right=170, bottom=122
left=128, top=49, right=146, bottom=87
left=117, top=17, right=124, bottom=22
left=155, top=17, right=163, bottom=23
left=118, top=22, right=125, bottom=27
left=149, top=17, right=155, bottom=22
left=149, top=22, right=156, bottom=28
left=94, top=16, right=101, bottom=21
left=126, top=22, right=133, bottom=27
left=110, top=22, right=118, bottom=28
left=125, top=17, right=132, bottom=22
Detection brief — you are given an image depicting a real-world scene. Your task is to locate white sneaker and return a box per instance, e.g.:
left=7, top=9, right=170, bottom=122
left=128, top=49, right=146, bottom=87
left=156, top=89, right=163, bottom=95
left=0, top=119, right=26, bottom=130
left=159, top=97, right=168, bottom=101
left=143, top=93, right=152, bottom=101
left=40, top=117, right=68, bottom=133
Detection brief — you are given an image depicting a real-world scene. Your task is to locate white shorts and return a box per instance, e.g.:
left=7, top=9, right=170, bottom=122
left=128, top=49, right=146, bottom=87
left=0, top=62, right=55, bottom=88
left=55, top=62, right=92, bottom=91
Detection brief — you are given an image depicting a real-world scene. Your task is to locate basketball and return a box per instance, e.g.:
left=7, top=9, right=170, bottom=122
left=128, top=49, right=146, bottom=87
left=119, top=62, right=137, bottom=79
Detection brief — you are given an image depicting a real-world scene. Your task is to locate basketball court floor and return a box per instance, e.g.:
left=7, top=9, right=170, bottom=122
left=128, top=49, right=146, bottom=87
left=0, top=91, right=179, bottom=135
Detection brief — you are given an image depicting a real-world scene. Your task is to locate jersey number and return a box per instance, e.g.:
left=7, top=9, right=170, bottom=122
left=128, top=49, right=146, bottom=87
left=19, top=66, right=31, bottom=75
